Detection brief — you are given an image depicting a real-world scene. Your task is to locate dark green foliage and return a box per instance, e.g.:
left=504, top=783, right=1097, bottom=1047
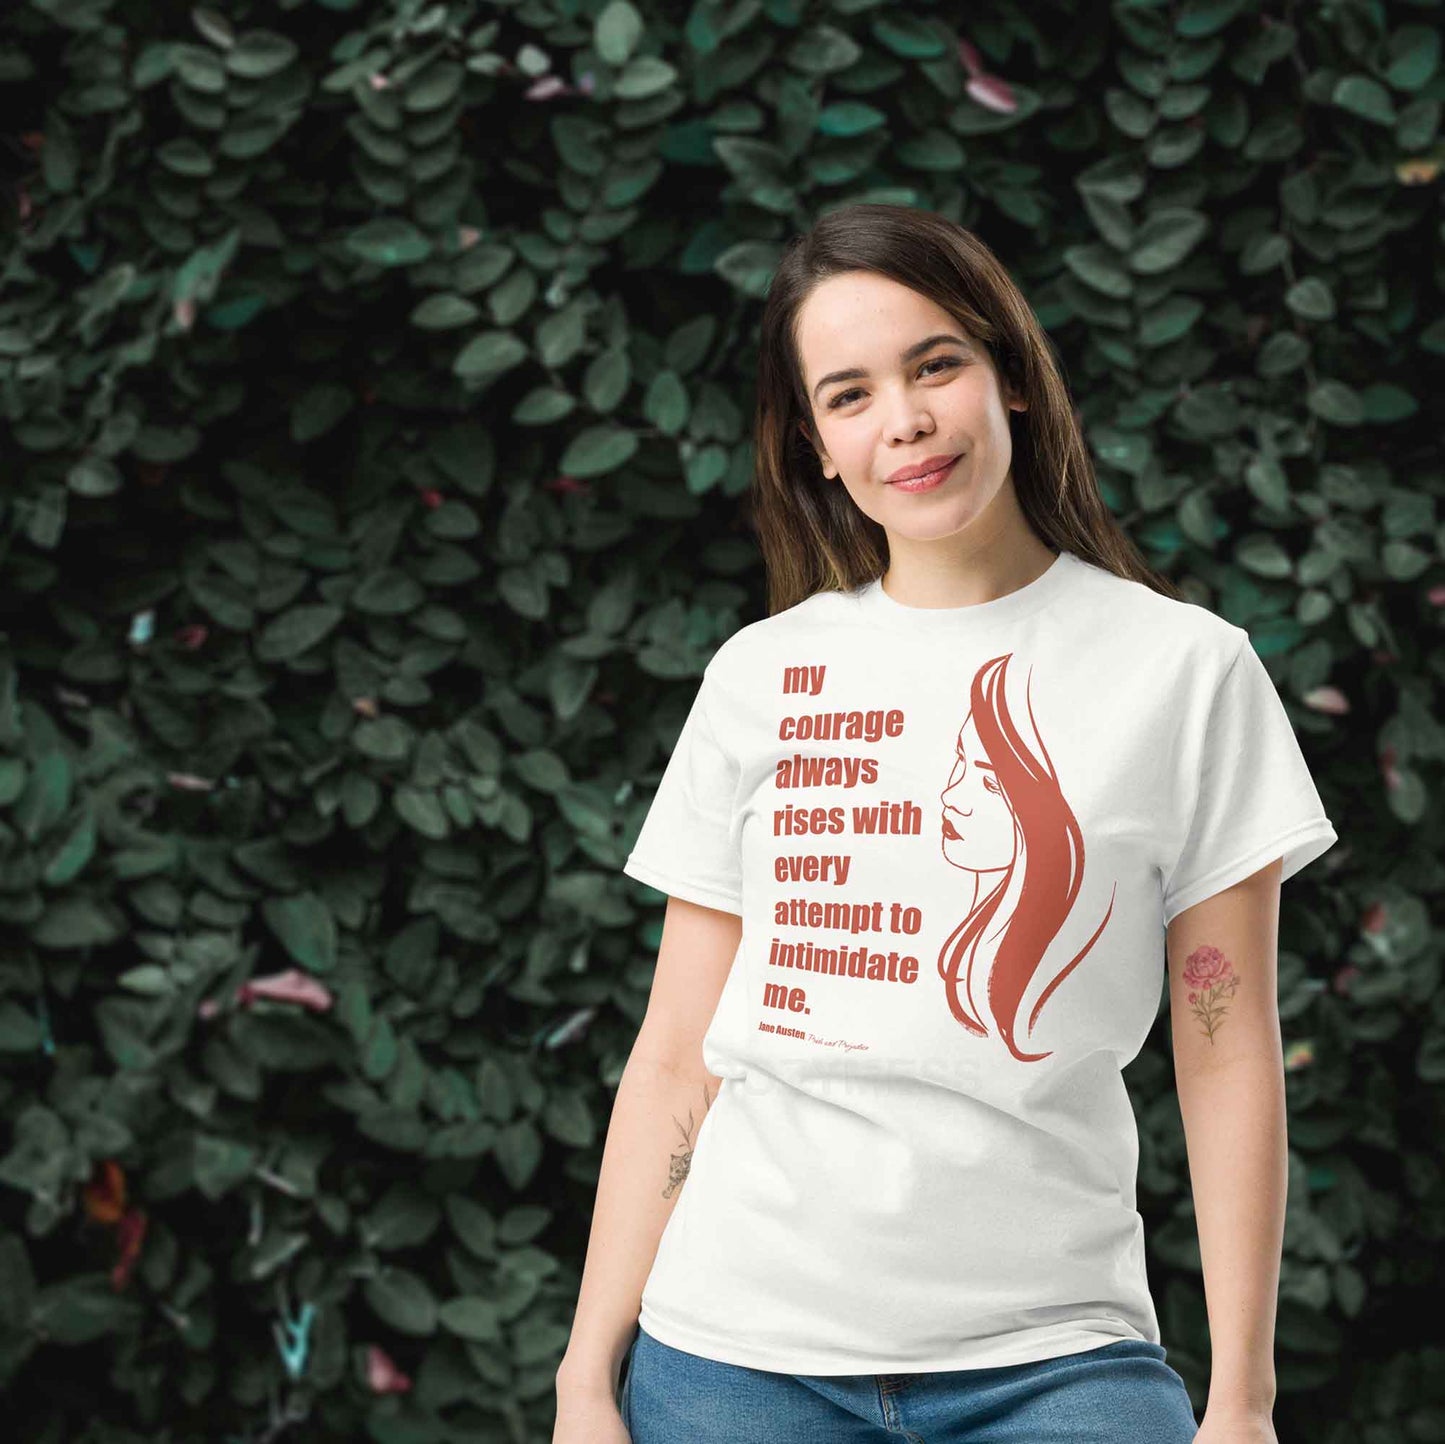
left=0, top=1, right=1441, bottom=1440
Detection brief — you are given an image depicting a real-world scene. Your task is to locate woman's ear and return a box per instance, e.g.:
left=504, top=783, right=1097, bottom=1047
left=799, top=418, right=835, bottom=478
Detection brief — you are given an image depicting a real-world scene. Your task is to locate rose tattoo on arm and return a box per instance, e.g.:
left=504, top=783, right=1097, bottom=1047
left=1182, top=943, right=1239, bottom=1043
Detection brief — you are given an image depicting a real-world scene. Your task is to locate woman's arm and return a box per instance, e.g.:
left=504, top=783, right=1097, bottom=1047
left=1166, top=858, right=1287, bottom=1425
left=554, top=895, right=742, bottom=1404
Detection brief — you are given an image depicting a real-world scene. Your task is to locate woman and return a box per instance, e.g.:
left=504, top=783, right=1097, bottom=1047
left=553, top=203, right=1336, bottom=1444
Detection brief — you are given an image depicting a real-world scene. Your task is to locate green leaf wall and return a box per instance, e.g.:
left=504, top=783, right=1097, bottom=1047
left=0, top=2, right=1441, bottom=1441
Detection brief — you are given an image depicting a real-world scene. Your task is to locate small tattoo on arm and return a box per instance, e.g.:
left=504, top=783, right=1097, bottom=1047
left=1182, top=944, right=1239, bottom=1042
left=662, top=1081, right=715, bottom=1198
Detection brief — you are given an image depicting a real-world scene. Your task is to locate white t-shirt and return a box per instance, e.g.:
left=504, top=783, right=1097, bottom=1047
left=622, top=547, right=1337, bottom=1374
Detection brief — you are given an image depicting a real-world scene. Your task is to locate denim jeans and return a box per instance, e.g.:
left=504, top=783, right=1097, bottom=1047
left=618, top=1322, right=1199, bottom=1443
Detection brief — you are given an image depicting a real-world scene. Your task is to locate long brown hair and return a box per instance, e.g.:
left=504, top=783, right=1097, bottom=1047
left=746, top=203, right=1184, bottom=615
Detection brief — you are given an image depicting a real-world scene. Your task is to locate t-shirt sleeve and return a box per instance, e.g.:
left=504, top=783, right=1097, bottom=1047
left=1161, top=633, right=1338, bottom=926
left=622, top=666, right=743, bottom=915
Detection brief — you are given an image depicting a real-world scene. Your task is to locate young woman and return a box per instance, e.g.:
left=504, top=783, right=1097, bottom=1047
left=553, top=203, right=1336, bottom=1444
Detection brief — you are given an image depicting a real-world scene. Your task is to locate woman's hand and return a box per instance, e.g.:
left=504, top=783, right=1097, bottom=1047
left=552, top=1379, right=632, bottom=1443
left=1193, top=1404, right=1277, bottom=1444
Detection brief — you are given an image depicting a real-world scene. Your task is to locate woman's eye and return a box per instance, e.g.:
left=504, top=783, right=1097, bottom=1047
left=827, top=356, right=960, bottom=410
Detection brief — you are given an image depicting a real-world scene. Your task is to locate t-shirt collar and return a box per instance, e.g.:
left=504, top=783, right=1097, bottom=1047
left=853, top=549, right=1078, bottom=627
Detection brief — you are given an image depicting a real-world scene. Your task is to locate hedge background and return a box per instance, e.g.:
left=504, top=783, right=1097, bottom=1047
left=1, top=1, right=1442, bottom=1441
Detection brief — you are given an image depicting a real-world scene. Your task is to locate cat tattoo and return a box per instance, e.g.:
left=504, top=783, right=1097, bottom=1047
left=662, top=1081, right=715, bottom=1198
left=1182, top=943, right=1239, bottom=1042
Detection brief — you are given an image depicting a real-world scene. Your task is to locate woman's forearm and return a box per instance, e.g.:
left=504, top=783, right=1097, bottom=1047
left=1176, top=1050, right=1287, bottom=1414
left=554, top=1047, right=722, bottom=1400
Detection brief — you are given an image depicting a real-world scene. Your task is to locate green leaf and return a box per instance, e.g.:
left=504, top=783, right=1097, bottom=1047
left=1257, top=332, right=1309, bottom=377
left=353, top=716, right=413, bottom=762
left=445, top=1196, right=498, bottom=1258
left=255, top=604, right=344, bottom=661
left=1175, top=0, right=1249, bottom=39
left=1332, top=74, right=1395, bottom=125
left=67, top=455, right=122, bottom=497
left=0, top=1235, right=36, bottom=1331
left=559, top=425, right=637, bottom=478
left=352, top=569, right=425, bottom=615
left=1385, top=26, right=1440, bottom=92
left=1235, top=534, right=1294, bottom=578
left=817, top=100, right=885, bottom=136
left=595, top=0, right=643, bottom=66
left=365, top=1268, right=437, bottom=1335
left=174, top=43, right=227, bottom=94
left=1285, top=277, right=1335, bottom=321
left=30, top=898, right=124, bottom=949
left=346, top=218, right=432, bottom=267
left=384, top=918, right=439, bottom=993
left=454, top=330, right=528, bottom=381
left=1105, top=87, right=1155, bottom=139
left=786, top=26, right=862, bottom=75
left=0, top=1001, right=42, bottom=1052
left=1063, top=242, right=1133, bottom=298
left=404, top=60, right=464, bottom=112
left=871, top=14, right=945, bottom=58
left=33, top=1275, right=143, bottom=1344
left=393, top=786, right=450, bottom=838
left=1243, top=456, right=1290, bottom=510
left=262, top=891, right=338, bottom=973
left=1129, top=208, right=1207, bottom=273
left=423, top=500, right=480, bottom=540
left=1382, top=540, right=1431, bottom=580
left=410, top=294, right=480, bottom=330
left=42, top=810, right=95, bottom=885
left=1360, top=383, right=1417, bottom=423
left=896, top=130, right=966, bottom=172
left=362, top=1014, right=399, bottom=1082
left=715, top=240, right=785, bottom=298
left=438, top=1295, right=503, bottom=1341
left=194, top=1134, right=257, bottom=1198
left=95, top=997, right=157, bottom=1070
left=340, top=772, right=381, bottom=826
left=1138, top=294, right=1203, bottom=346
left=291, top=382, right=354, bottom=443
left=117, top=964, right=172, bottom=996
left=513, top=387, right=576, bottom=425
left=1177, top=488, right=1221, bottom=547
left=615, top=55, right=676, bottom=100
left=542, top=1089, right=595, bottom=1146
left=225, top=30, right=299, bottom=80
left=363, top=1185, right=442, bottom=1250
left=1307, top=380, right=1365, bottom=425
left=493, top=1118, right=543, bottom=1189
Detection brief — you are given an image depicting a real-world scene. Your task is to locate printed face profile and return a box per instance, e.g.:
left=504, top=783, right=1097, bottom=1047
left=940, top=710, right=1014, bottom=873
left=936, top=652, right=1117, bottom=1064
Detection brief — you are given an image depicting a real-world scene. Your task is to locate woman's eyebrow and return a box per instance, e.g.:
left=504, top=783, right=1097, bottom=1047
left=812, top=333, right=970, bottom=400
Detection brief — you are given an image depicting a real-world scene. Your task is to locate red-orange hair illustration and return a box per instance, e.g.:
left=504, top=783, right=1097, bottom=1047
left=937, top=653, right=1116, bottom=1063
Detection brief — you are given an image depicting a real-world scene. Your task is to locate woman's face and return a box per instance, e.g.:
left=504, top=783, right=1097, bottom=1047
left=794, top=271, right=1027, bottom=544
left=940, top=711, right=1016, bottom=873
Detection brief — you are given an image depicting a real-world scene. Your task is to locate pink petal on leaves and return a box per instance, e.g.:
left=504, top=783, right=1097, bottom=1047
left=967, top=73, right=1017, bottom=113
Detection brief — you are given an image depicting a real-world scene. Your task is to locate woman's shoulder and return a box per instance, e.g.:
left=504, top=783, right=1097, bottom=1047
left=1067, top=552, right=1250, bottom=666
left=704, top=585, right=858, bottom=676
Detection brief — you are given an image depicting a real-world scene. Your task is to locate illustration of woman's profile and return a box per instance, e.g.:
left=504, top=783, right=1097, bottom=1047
left=937, top=652, right=1116, bottom=1063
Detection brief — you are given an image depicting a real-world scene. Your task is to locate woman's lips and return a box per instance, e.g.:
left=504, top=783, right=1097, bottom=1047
left=888, top=455, right=960, bottom=492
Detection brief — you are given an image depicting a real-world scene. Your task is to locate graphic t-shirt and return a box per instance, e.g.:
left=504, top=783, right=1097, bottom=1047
left=621, top=548, right=1338, bottom=1375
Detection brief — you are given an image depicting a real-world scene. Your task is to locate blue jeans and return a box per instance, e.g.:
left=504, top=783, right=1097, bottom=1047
left=619, top=1323, right=1199, bottom=1443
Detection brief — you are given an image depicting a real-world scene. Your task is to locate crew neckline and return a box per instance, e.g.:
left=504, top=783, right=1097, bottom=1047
left=853, top=549, right=1080, bottom=627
